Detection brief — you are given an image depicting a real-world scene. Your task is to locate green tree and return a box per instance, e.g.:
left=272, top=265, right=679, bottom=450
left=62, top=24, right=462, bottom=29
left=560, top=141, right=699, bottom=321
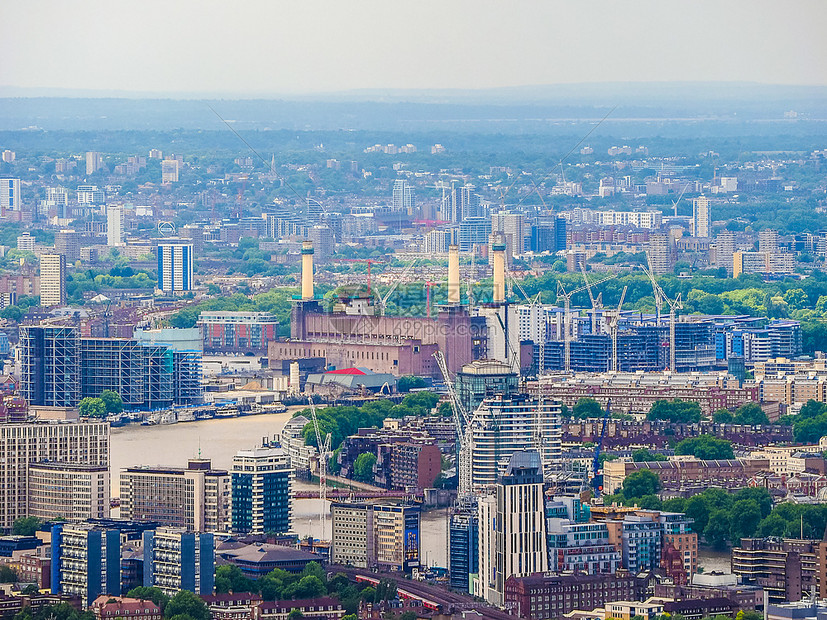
left=0, top=565, right=17, bottom=583
left=729, top=499, right=762, bottom=545
left=164, top=590, right=209, bottom=620
left=704, top=510, right=732, bottom=549
left=646, top=399, right=702, bottom=423
left=733, top=403, right=769, bottom=425
left=215, top=565, right=256, bottom=594
left=572, top=397, right=603, bottom=419
left=353, top=453, right=377, bottom=483
left=78, top=397, right=106, bottom=418
left=127, top=587, right=170, bottom=613
left=397, top=375, right=426, bottom=392
left=622, top=470, right=661, bottom=499
left=674, top=435, right=734, bottom=460
left=99, top=390, right=124, bottom=414
left=712, top=409, right=733, bottom=423
left=12, top=516, right=42, bottom=536
left=288, top=611, right=304, bottom=620
left=632, top=448, right=667, bottom=462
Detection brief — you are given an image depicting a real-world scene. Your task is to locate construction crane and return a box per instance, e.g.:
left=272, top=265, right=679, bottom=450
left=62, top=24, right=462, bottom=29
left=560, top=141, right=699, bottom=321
left=642, top=261, right=683, bottom=371
left=433, top=351, right=472, bottom=497
left=556, top=273, right=616, bottom=372
left=605, top=286, right=627, bottom=372
left=579, top=263, right=604, bottom=335
left=591, top=399, right=612, bottom=497
left=378, top=257, right=419, bottom=315
left=337, top=258, right=382, bottom=298
left=307, top=397, right=332, bottom=539
left=671, top=182, right=692, bottom=218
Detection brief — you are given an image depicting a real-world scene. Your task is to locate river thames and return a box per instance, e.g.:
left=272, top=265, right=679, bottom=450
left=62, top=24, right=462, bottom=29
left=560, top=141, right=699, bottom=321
left=110, top=410, right=449, bottom=568
left=111, top=411, right=725, bottom=572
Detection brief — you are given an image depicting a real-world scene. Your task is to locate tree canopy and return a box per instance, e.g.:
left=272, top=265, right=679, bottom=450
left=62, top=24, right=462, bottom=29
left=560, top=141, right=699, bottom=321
left=674, top=435, right=735, bottom=460
left=78, top=397, right=106, bottom=418
left=646, top=399, right=701, bottom=423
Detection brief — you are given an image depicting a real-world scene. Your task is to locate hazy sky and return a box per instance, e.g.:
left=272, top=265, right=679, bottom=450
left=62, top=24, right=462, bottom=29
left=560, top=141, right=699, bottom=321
left=2, top=0, right=825, bottom=95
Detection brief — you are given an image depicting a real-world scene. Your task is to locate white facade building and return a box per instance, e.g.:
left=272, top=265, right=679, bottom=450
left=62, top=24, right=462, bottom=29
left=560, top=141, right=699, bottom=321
left=468, top=395, right=562, bottom=490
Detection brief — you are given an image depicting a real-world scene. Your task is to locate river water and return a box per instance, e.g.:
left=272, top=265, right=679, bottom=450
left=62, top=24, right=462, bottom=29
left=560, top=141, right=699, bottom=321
left=110, top=411, right=449, bottom=568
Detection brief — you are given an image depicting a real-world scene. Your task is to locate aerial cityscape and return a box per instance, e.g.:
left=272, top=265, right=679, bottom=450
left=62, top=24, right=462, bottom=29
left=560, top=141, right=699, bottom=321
left=1, top=3, right=827, bottom=620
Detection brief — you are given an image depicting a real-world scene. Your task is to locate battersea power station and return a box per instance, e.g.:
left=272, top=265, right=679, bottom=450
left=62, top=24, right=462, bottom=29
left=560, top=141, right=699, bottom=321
left=268, top=237, right=531, bottom=378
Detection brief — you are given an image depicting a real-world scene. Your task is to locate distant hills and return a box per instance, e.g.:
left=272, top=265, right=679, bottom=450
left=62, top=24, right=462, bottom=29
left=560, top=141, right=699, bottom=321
left=0, top=82, right=825, bottom=132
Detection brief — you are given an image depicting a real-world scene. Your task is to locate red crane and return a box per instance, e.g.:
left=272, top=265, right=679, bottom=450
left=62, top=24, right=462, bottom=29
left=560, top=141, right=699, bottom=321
left=336, top=258, right=382, bottom=297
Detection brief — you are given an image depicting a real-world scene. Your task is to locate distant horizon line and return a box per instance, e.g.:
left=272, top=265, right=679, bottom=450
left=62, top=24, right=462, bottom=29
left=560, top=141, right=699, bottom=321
left=2, top=80, right=827, bottom=102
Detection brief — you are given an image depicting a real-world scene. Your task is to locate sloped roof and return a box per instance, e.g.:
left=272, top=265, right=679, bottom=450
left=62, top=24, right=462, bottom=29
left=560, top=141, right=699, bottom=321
left=326, top=367, right=369, bottom=375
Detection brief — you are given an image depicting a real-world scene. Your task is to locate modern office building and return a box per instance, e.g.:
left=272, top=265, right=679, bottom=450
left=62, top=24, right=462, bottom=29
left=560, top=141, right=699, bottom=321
left=132, top=327, right=203, bottom=406
left=647, top=233, right=672, bottom=274
left=611, top=514, right=664, bottom=574
left=157, top=241, right=193, bottom=293
left=278, top=415, right=315, bottom=479
left=0, top=177, right=21, bottom=212
left=28, top=462, right=110, bottom=521
left=21, top=326, right=202, bottom=408
left=120, top=459, right=230, bottom=533
left=86, top=152, right=104, bottom=175
left=40, top=253, right=67, bottom=307
left=691, top=196, right=710, bottom=238
left=716, top=231, right=737, bottom=275
left=107, top=206, right=124, bottom=247
left=455, top=358, right=519, bottom=415
left=478, top=451, right=548, bottom=606
left=17, top=232, right=35, bottom=251
left=392, top=179, right=414, bottom=211
left=468, top=394, right=562, bottom=489
left=197, top=311, right=280, bottom=355
left=161, top=158, right=179, bottom=183
left=330, top=501, right=420, bottom=573
left=733, top=537, right=818, bottom=602
left=422, top=229, right=455, bottom=254
left=55, top=230, right=81, bottom=262
left=142, top=528, right=214, bottom=597
left=77, top=185, right=106, bottom=205
left=530, top=217, right=567, bottom=253
left=20, top=326, right=81, bottom=407
left=52, top=523, right=123, bottom=606
left=491, top=211, right=529, bottom=259
left=231, top=446, right=293, bottom=535
left=458, top=216, right=492, bottom=252
left=0, top=421, right=109, bottom=528
left=448, top=504, right=478, bottom=593
left=546, top=518, right=622, bottom=574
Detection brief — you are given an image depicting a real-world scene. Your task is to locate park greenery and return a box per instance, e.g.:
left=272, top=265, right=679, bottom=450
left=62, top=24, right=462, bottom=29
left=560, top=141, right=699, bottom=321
left=673, top=435, right=735, bottom=460
left=778, top=399, right=827, bottom=444
left=609, top=467, right=827, bottom=550
left=12, top=516, right=43, bottom=536
left=646, top=399, right=702, bottom=423
left=353, top=453, right=378, bottom=483
left=298, top=392, right=440, bottom=456
left=213, top=563, right=395, bottom=615
left=712, top=403, right=770, bottom=425
left=78, top=391, right=124, bottom=417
